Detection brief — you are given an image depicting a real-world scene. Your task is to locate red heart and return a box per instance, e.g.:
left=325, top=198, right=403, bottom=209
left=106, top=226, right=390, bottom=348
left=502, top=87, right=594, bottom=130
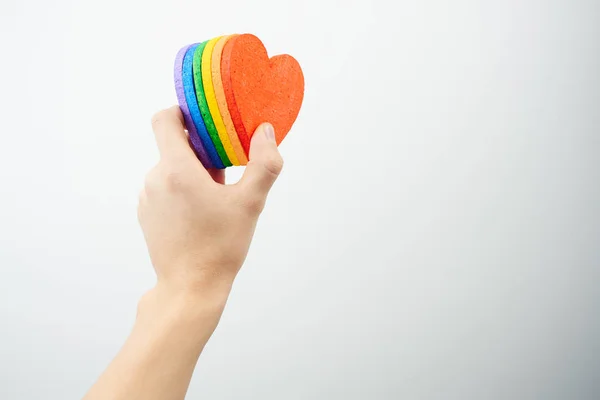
left=221, top=34, right=304, bottom=155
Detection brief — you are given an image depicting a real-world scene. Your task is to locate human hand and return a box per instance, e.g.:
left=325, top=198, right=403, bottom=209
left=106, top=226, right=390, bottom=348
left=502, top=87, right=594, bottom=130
left=83, top=107, right=283, bottom=400
left=138, top=106, right=283, bottom=297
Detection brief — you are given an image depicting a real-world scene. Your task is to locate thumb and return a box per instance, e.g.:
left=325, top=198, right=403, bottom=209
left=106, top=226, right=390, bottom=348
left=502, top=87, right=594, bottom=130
left=239, top=123, right=284, bottom=203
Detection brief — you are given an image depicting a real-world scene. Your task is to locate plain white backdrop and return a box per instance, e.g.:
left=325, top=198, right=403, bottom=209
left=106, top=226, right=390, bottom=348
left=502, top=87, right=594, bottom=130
left=1, top=0, right=599, bottom=398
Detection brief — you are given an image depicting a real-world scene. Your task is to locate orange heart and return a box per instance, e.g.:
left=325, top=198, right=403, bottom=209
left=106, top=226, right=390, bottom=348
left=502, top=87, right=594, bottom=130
left=221, top=34, right=304, bottom=154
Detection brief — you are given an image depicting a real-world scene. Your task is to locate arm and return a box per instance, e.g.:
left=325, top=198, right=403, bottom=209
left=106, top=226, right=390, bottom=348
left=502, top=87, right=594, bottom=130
left=83, top=106, right=283, bottom=400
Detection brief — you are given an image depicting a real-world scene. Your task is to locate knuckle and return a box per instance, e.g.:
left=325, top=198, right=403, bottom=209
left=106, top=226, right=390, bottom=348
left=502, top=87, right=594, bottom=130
left=144, top=164, right=160, bottom=194
left=144, top=163, right=190, bottom=193
left=240, top=192, right=266, bottom=216
left=144, top=168, right=160, bottom=193
left=262, top=154, right=284, bottom=177
left=162, top=169, right=185, bottom=191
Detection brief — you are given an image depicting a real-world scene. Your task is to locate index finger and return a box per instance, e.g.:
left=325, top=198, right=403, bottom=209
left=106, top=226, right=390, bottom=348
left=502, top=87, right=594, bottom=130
left=151, top=106, right=196, bottom=160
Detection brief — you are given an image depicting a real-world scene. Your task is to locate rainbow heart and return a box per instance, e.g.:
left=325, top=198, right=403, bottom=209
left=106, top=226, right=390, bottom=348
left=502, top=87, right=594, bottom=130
left=174, top=34, right=305, bottom=169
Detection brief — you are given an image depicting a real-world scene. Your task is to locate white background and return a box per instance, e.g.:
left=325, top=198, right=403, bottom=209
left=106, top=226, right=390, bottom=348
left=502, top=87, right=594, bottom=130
left=1, top=0, right=599, bottom=398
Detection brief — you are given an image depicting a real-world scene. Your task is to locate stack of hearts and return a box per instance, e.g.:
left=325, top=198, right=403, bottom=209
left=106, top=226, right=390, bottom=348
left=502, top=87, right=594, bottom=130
left=174, top=34, right=305, bottom=169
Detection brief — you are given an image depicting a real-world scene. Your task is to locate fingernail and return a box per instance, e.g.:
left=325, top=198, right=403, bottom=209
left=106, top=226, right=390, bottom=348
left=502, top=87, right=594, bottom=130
left=263, top=124, right=275, bottom=142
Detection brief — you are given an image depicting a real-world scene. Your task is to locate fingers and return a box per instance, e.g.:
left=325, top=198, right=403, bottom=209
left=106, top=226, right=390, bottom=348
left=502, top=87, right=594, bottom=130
left=151, top=106, right=196, bottom=161
left=238, top=123, right=284, bottom=212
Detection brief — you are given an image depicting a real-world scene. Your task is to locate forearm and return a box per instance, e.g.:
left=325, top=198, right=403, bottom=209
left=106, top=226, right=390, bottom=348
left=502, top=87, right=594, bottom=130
left=83, top=281, right=232, bottom=400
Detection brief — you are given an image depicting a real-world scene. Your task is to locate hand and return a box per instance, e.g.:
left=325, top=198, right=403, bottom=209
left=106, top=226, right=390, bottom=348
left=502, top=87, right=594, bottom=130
left=138, top=106, right=283, bottom=296
left=84, top=106, right=284, bottom=400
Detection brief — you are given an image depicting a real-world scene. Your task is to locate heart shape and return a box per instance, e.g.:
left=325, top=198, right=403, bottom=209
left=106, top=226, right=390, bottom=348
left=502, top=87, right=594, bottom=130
left=221, top=34, right=304, bottom=154
left=173, top=44, right=213, bottom=168
left=211, top=35, right=248, bottom=165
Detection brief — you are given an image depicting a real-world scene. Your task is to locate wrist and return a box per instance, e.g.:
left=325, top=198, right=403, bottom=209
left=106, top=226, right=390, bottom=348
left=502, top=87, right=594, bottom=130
left=136, top=279, right=232, bottom=333
left=152, top=258, right=238, bottom=300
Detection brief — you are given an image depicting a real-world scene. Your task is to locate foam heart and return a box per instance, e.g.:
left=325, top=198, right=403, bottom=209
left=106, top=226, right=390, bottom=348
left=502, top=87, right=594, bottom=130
left=193, top=41, right=231, bottom=167
left=174, top=44, right=212, bottom=168
left=201, top=37, right=240, bottom=165
left=221, top=34, right=304, bottom=154
left=211, top=35, right=248, bottom=165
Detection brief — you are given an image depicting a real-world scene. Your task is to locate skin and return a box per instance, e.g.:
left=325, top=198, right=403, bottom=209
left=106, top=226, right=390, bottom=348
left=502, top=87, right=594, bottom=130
left=83, top=106, right=283, bottom=400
